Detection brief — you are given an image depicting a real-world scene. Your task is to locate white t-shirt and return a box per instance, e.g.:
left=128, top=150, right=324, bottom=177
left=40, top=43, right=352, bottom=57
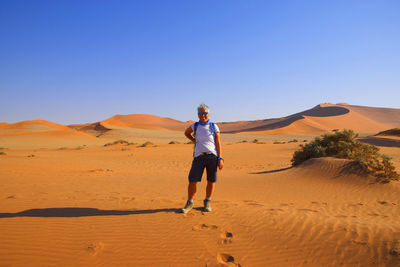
left=191, top=121, right=220, bottom=158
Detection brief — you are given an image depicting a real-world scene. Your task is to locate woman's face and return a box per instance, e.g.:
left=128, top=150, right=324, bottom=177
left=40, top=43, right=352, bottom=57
left=198, top=108, right=209, bottom=123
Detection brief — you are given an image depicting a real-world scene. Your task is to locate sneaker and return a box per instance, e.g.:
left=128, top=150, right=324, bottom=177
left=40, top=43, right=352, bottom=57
left=203, top=199, right=212, bottom=212
left=181, top=200, right=193, bottom=214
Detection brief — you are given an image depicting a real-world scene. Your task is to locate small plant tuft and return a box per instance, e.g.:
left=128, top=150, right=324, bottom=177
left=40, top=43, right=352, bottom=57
left=0, top=151, right=6, bottom=155
left=291, top=129, right=399, bottom=183
left=273, top=141, right=286, bottom=144
left=140, top=141, right=154, bottom=147
left=104, top=140, right=135, bottom=146
left=169, top=141, right=180, bottom=144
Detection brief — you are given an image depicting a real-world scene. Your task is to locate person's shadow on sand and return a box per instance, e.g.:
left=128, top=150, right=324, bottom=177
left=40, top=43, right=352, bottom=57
left=0, top=207, right=182, bottom=218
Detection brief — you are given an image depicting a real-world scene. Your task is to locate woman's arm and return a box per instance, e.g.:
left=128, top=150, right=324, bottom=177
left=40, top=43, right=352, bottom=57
left=184, top=126, right=195, bottom=142
left=215, top=132, right=224, bottom=170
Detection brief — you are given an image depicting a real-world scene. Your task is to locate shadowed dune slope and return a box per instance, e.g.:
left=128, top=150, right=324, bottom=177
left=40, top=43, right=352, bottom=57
left=68, top=122, right=112, bottom=137
left=376, top=128, right=400, bottom=137
left=230, top=103, right=400, bottom=135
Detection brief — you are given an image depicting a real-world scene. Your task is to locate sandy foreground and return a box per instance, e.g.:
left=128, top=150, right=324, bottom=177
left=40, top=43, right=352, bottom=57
left=1, top=134, right=400, bottom=266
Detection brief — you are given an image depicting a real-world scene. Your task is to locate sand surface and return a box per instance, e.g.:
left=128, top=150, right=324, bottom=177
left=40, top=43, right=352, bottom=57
left=1, top=135, right=400, bottom=266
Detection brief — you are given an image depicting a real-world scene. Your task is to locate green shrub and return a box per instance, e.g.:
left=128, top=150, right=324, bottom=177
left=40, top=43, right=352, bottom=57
left=291, top=129, right=399, bottom=182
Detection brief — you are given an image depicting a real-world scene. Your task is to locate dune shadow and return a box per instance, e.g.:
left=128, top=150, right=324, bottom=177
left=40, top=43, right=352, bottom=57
left=300, top=106, right=350, bottom=117
left=249, top=166, right=293, bottom=174
left=358, top=137, right=400, bottom=148
left=0, top=207, right=181, bottom=218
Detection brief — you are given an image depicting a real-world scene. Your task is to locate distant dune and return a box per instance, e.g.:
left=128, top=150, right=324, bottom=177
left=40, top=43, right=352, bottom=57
left=1, top=103, right=399, bottom=148
left=102, top=114, right=191, bottom=131
left=0, top=120, right=99, bottom=149
left=66, top=103, right=399, bottom=136
left=226, top=103, right=400, bottom=135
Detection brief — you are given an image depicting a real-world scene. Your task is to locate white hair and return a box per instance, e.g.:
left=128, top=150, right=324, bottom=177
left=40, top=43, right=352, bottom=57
left=197, top=103, right=210, bottom=112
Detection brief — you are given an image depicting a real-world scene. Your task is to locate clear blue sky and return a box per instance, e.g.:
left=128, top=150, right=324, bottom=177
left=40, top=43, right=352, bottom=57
left=1, top=0, right=399, bottom=124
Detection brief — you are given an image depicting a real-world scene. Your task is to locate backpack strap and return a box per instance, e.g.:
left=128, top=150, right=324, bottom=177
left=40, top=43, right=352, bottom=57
left=193, top=122, right=199, bottom=157
left=210, top=122, right=216, bottom=141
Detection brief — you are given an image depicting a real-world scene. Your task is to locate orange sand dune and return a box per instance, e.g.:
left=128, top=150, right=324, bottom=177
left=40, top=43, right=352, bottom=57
left=238, top=103, right=399, bottom=135
left=0, top=142, right=399, bottom=266
left=102, top=114, right=190, bottom=131
left=0, top=120, right=99, bottom=149
left=0, top=120, right=94, bottom=137
left=61, top=103, right=400, bottom=136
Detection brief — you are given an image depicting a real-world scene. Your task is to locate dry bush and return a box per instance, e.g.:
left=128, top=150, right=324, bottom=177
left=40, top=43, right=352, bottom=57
left=273, top=141, right=286, bottom=144
left=104, top=140, right=135, bottom=146
left=140, top=141, right=154, bottom=147
left=291, top=129, right=399, bottom=183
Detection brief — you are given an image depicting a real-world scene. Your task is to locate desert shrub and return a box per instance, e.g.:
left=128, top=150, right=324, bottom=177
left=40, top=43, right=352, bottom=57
left=169, top=141, right=180, bottom=144
left=291, top=129, right=399, bottom=182
left=140, top=141, right=154, bottom=147
left=273, top=141, right=286, bottom=144
left=104, top=140, right=135, bottom=146
left=288, top=139, right=298, bottom=143
left=0, top=151, right=6, bottom=155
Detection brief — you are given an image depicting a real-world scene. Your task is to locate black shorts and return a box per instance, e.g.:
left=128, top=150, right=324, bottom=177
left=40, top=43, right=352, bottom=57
left=188, top=154, right=218, bottom=182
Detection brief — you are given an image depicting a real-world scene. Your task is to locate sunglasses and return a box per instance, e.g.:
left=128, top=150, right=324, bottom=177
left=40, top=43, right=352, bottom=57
left=198, top=112, right=209, bottom=116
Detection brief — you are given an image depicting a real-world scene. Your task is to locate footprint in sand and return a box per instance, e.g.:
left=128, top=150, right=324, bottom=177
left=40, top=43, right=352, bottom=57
left=217, top=253, right=241, bottom=266
left=87, top=242, right=103, bottom=256
left=243, top=200, right=264, bottom=206
left=390, top=241, right=400, bottom=256
left=192, top=223, right=218, bottom=231
left=220, top=231, right=233, bottom=244
left=1, top=195, right=16, bottom=199
left=297, top=208, right=318, bottom=213
left=377, top=200, right=389, bottom=205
